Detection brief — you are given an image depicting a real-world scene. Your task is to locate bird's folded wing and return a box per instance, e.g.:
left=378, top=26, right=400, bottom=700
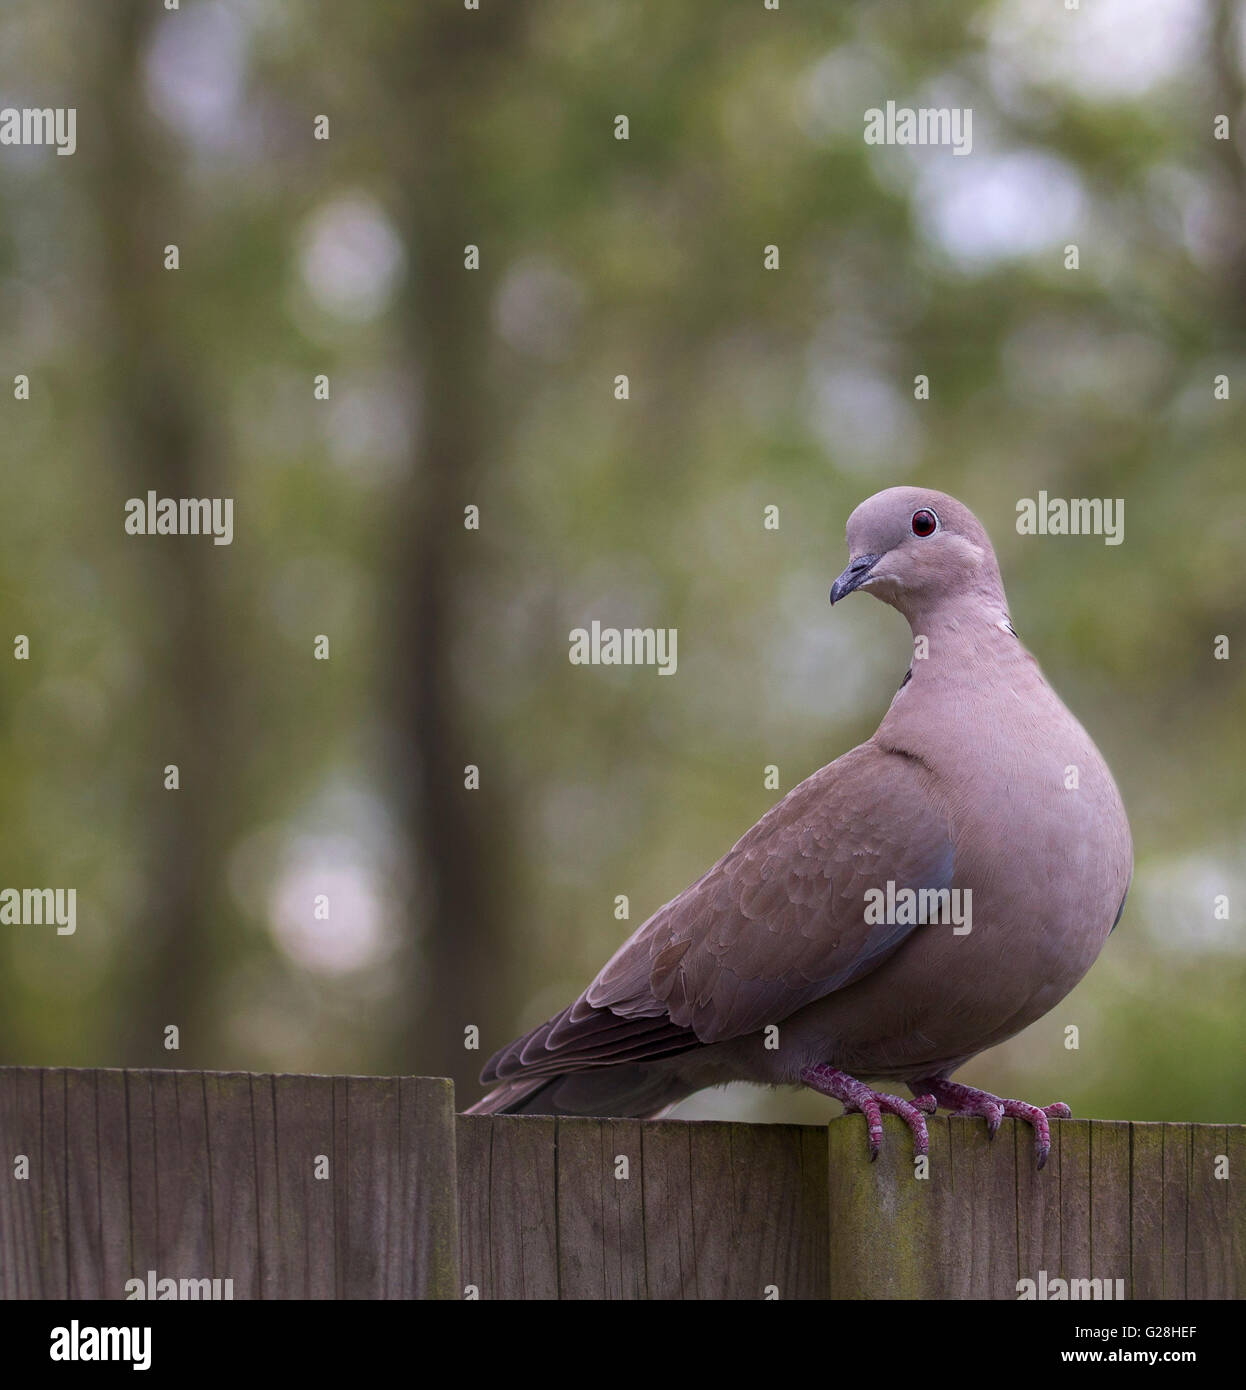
left=482, top=743, right=955, bottom=1084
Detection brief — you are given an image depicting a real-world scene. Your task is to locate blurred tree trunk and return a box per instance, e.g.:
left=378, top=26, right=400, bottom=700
left=1211, top=0, right=1246, bottom=325
left=380, top=9, right=524, bottom=1098
left=78, top=0, right=231, bottom=1063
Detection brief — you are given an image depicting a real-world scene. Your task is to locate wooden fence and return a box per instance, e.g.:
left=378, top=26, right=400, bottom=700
left=1, top=1069, right=1241, bottom=1299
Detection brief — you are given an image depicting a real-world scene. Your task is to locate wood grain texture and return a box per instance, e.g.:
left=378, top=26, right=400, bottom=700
left=1089, top=1120, right=1131, bottom=1294
left=827, top=1113, right=1019, bottom=1298
left=456, top=1114, right=559, bottom=1299
left=456, top=1115, right=828, bottom=1299
left=2, top=1070, right=1239, bottom=1301
left=0, top=1068, right=458, bottom=1299
left=828, top=1114, right=1244, bottom=1300
left=1162, top=1122, right=1192, bottom=1297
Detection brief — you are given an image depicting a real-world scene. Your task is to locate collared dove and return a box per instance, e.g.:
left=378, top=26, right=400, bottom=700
left=467, top=488, right=1132, bottom=1167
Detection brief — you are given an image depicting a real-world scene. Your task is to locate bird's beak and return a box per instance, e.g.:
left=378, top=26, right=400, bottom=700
left=830, top=553, right=882, bottom=605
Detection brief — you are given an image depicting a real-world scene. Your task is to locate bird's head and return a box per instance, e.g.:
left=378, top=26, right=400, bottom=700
left=830, top=487, right=1007, bottom=625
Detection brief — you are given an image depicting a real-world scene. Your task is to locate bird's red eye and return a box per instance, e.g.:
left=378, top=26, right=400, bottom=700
left=911, top=508, right=938, bottom=537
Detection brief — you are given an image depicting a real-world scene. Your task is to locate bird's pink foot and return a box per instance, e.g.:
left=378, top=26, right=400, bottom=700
left=802, top=1063, right=935, bottom=1161
left=913, top=1077, right=1071, bottom=1170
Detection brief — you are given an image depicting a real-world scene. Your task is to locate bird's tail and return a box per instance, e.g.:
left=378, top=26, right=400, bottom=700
left=463, top=1065, right=692, bottom=1118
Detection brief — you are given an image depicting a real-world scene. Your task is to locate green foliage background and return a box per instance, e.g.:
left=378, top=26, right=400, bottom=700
left=1, top=0, right=1242, bottom=1125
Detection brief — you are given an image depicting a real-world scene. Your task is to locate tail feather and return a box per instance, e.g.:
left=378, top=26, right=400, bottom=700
left=463, top=1065, right=693, bottom=1118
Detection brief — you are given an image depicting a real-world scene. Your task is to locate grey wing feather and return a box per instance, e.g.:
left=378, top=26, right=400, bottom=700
left=481, top=742, right=955, bottom=1084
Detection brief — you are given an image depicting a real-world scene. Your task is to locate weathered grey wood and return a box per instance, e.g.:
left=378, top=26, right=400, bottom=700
left=1129, top=1120, right=1165, bottom=1297
left=556, top=1118, right=647, bottom=1299
left=654, top=1120, right=826, bottom=1298
left=4, top=1069, right=1239, bottom=1300
left=1016, top=1111, right=1063, bottom=1284
left=0, top=1068, right=458, bottom=1299
left=399, top=1074, right=460, bottom=1299
left=0, top=1069, right=56, bottom=1296
left=99, top=1071, right=134, bottom=1296
left=1057, top=1116, right=1093, bottom=1286
left=456, top=1114, right=559, bottom=1299
left=333, top=1073, right=460, bottom=1299
left=153, top=1070, right=214, bottom=1279
left=828, top=1113, right=1017, bottom=1298
left=125, top=1070, right=159, bottom=1284
left=63, top=1069, right=102, bottom=1299
left=202, top=1071, right=263, bottom=1300
left=457, top=1115, right=828, bottom=1299
left=964, top=1113, right=1020, bottom=1294
left=454, top=1113, right=495, bottom=1298
left=40, top=1068, right=70, bottom=1299
left=269, top=1071, right=335, bottom=1297
left=246, top=1070, right=282, bottom=1298
left=637, top=1122, right=702, bottom=1296
left=1187, top=1124, right=1232, bottom=1299
left=1089, top=1120, right=1131, bottom=1293
left=718, top=1120, right=828, bottom=1299
left=1162, top=1122, right=1191, bottom=1297
left=456, top=1112, right=1240, bottom=1300
left=826, top=1114, right=1243, bottom=1299
left=1230, top=1124, right=1246, bottom=1298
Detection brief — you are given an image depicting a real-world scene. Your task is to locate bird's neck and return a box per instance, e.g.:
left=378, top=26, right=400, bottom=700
left=895, top=578, right=1011, bottom=636
left=875, top=599, right=1053, bottom=776
left=891, top=593, right=1041, bottom=706
left=904, top=593, right=1016, bottom=653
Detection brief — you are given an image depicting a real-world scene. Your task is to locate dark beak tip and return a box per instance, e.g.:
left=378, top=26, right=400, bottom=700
left=830, top=554, right=881, bottom=607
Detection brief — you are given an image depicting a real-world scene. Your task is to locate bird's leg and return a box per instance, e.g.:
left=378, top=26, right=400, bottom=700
left=911, top=1076, right=1071, bottom=1170
left=801, top=1063, right=935, bottom=1161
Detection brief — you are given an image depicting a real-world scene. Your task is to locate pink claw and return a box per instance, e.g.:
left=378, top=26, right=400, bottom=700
left=801, top=1064, right=931, bottom=1160
left=914, top=1078, right=1071, bottom=1170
